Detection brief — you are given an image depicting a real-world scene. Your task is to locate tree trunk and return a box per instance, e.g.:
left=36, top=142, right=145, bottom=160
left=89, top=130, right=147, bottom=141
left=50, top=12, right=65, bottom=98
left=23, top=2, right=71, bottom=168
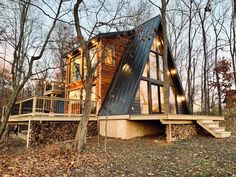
left=232, top=19, right=236, bottom=88
left=74, top=77, right=93, bottom=154
left=161, top=0, right=170, bottom=114
left=214, top=40, right=222, bottom=115
left=187, top=1, right=193, bottom=113
left=0, top=86, right=22, bottom=138
left=200, top=13, right=209, bottom=115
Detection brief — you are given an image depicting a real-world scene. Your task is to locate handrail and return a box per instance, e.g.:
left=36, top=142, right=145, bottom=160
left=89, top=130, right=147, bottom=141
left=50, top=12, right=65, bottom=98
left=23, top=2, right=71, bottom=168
left=15, top=96, right=90, bottom=103
left=15, top=96, right=35, bottom=104
left=7, top=96, right=97, bottom=118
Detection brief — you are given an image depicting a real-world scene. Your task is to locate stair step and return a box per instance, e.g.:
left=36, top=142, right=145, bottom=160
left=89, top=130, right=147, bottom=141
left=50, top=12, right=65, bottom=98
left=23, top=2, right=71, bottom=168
left=215, top=131, right=231, bottom=138
left=212, top=127, right=225, bottom=132
left=207, top=123, right=219, bottom=128
left=200, top=120, right=214, bottom=123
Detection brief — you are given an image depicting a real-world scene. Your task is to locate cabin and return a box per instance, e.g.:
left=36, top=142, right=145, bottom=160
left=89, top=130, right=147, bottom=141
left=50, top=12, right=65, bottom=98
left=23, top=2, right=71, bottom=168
left=2, top=15, right=231, bottom=147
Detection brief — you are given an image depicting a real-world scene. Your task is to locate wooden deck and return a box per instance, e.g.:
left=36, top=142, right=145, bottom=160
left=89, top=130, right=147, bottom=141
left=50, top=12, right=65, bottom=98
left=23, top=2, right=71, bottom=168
left=5, top=113, right=228, bottom=147
left=8, top=113, right=97, bottom=122
left=7, top=112, right=224, bottom=123
left=3, top=96, right=224, bottom=123
left=99, top=114, right=224, bottom=121
left=3, top=96, right=97, bottom=122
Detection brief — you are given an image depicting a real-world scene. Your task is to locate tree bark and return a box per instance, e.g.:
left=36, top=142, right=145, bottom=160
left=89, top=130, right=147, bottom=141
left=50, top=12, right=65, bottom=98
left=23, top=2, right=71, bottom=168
left=73, top=0, right=94, bottom=156
left=161, top=0, right=170, bottom=114
left=214, top=31, right=222, bottom=116
left=74, top=77, right=93, bottom=154
left=198, top=8, right=209, bottom=115
left=232, top=19, right=236, bottom=88
left=187, top=1, right=193, bottom=113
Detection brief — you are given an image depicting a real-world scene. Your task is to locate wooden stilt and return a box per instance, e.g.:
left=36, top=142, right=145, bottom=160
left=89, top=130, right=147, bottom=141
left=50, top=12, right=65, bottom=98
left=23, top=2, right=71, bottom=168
left=166, top=124, right=172, bottom=143
left=26, top=118, right=31, bottom=148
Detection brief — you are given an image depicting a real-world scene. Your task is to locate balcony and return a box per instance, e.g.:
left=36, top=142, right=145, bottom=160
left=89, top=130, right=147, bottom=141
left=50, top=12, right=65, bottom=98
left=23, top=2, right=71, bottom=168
left=2, top=96, right=97, bottom=122
left=44, top=82, right=65, bottom=97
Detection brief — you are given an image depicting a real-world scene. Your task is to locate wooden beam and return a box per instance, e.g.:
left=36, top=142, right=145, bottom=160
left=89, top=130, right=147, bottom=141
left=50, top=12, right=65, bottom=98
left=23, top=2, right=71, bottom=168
left=26, top=118, right=31, bottom=148
left=166, top=124, right=172, bottom=143
left=167, top=114, right=224, bottom=120
left=160, top=119, right=193, bottom=124
left=99, top=115, right=130, bottom=120
left=129, top=114, right=167, bottom=120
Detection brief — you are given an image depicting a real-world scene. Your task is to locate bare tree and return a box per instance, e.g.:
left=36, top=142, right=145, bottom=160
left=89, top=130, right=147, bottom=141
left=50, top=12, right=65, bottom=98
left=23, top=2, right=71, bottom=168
left=194, top=0, right=212, bottom=115
left=71, top=0, right=161, bottom=160
left=50, top=22, right=78, bottom=82
left=211, top=6, right=228, bottom=115
left=0, top=0, right=63, bottom=138
left=118, top=0, right=152, bottom=30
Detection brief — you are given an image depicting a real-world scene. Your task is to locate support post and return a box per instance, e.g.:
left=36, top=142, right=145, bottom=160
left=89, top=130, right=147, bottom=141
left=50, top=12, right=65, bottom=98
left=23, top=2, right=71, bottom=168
left=19, top=102, right=22, bottom=115
left=32, top=97, right=36, bottom=116
left=26, top=118, right=31, bottom=148
left=68, top=100, right=71, bottom=117
left=166, top=124, right=172, bottom=143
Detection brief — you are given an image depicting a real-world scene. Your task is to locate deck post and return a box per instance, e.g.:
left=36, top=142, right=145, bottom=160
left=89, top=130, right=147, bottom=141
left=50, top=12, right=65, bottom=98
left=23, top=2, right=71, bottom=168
left=26, top=118, right=31, bottom=148
left=19, top=102, right=22, bottom=115
left=68, top=100, right=71, bottom=117
left=32, top=97, right=36, bottom=116
left=166, top=124, right=172, bottom=143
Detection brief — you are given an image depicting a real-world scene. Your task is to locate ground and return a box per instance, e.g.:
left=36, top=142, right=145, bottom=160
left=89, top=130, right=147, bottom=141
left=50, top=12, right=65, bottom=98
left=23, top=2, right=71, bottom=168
left=0, top=135, right=235, bottom=177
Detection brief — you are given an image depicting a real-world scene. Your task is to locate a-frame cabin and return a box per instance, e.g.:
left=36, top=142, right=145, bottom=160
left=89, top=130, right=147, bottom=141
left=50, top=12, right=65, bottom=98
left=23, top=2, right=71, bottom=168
left=65, top=15, right=230, bottom=140
left=3, top=15, right=230, bottom=146
left=66, top=15, right=189, bottom=116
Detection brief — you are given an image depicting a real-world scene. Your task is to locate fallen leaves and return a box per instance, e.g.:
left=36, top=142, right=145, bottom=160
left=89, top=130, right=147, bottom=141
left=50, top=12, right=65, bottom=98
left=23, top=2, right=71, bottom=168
left=0, top=135, right=235, bottom=176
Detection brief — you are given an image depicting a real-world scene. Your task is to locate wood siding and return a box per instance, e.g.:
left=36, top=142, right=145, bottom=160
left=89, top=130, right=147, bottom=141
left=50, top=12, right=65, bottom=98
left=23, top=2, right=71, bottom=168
left=65, top=35, right=130, bottom=111
left=99, top=37, right=129, bottom=102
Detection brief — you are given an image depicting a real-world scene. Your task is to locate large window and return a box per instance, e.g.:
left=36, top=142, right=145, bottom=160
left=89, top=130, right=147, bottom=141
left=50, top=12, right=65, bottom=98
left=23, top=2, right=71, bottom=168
left=140, top=80, right=149, bottom=114
left=68, top=85, right=96, bottom=101
left=70, top=55, right=82, bottom=83
left=158, top=55, right=164, bottom=81
left=151, top=85, right=159, bottom=113
left=169, top=87, right=176, bottom=114
left=137, top=34, right=178, bottom=115
left=142, top=62, right=148, bottom=77
left=160, top=86, right=165, bottom=113
left=69, top=47, right=98, bottom=83
left=104, top=47, right=115, bottom=65
left=149, top=52, right=157, bottom=80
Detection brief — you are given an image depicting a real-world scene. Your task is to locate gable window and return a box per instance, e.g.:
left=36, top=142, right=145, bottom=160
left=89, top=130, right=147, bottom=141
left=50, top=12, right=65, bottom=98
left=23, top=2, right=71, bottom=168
left=151, top=84, right=159, bottom=113
left=158, top=54, right=164, bottom=81
left=70, top=55, right=82, bottom=83
left=69, top=46, right=98, bottom=84
left=137, top=34, right=178, bottom=114
left=104, top=47, right=115, bottom=66
left=149, top=52, right=157, bottom=80
left=140, top=80, right=149, bottom=114
left=169, top=87, right=176, bottom=114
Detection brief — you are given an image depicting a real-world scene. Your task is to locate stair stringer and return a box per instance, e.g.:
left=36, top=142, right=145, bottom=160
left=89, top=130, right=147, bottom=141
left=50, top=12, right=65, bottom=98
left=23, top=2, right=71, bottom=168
left=197, top=120, right=231, bottom=138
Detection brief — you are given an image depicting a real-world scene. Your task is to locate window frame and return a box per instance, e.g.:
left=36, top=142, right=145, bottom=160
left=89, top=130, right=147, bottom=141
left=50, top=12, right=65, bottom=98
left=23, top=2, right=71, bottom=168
left=104, top=46, right=115, bottom=66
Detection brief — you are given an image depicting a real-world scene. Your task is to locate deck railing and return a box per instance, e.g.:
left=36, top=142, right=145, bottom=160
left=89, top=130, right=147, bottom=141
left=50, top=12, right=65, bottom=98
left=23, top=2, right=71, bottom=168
left=44, top=83, right=65, bottom=95
left=2, top=96, right=97, bottom=118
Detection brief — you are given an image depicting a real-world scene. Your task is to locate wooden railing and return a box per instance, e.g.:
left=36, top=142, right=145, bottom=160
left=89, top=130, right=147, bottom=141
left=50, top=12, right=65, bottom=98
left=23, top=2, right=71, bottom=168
left=44, top=83, right=65, bottom=95
left=2, top=96, right=97, bottom=118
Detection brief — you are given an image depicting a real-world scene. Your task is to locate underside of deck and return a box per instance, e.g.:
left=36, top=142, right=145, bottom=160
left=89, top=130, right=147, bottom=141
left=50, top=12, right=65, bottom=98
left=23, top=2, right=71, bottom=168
left=7, top=113, right=224, bottom=122
left=4, top=113, right=230, bottom=147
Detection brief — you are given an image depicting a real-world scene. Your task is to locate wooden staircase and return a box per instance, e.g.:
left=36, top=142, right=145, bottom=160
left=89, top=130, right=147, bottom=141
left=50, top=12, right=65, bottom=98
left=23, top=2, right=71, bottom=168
left=197, top=120, right=231, bottom=138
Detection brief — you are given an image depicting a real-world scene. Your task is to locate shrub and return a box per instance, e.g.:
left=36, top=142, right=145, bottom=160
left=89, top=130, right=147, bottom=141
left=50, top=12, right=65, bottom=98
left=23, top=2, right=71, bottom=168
left=223, top=108, right=236, bottom=134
